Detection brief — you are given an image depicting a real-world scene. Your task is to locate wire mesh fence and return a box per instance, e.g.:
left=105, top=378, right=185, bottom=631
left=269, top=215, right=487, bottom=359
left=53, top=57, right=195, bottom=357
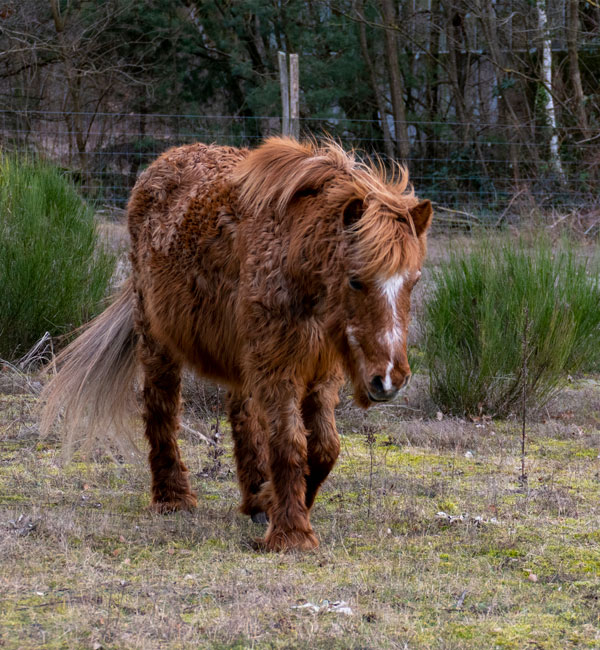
left=1, top=109, right=598, bottom=222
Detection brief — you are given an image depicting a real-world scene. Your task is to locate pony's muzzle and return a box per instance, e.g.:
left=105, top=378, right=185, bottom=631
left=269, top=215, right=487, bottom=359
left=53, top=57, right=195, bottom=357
left=367, top=372, right=411, bottom=402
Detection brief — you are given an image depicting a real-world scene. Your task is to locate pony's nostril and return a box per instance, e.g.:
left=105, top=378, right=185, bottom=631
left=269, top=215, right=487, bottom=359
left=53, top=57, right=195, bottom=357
left=370, top=375, right=385, bottom=395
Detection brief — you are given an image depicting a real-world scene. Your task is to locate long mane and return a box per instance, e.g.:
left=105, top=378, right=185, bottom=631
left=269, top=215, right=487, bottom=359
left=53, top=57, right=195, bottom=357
left=231, top=137, right=423, bottom=278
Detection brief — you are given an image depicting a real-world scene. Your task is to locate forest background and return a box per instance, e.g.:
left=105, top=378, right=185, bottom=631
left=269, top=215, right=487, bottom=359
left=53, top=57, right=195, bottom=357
left=1, top=0, right=599, bottom=220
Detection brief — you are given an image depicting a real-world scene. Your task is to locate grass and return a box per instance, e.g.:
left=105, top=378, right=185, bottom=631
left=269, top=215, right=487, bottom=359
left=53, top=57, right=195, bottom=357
left=0, top=155, right=115, bottom=360
left=1, top=369, right=599, bottom=649
left=423, top=236, right=600, bottom=417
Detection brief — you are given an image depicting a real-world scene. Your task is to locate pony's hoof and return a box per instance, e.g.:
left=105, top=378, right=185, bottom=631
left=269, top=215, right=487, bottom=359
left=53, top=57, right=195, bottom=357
left=259, top=527, right=319, bottom=552
left=251, top=511, right=269, bottom=525
left=150, top=491, right=197, bottom=513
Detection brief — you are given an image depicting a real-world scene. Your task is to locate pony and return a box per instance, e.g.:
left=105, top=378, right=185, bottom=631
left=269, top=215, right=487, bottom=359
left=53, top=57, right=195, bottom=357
left=41, top=137, right=433, bottom=551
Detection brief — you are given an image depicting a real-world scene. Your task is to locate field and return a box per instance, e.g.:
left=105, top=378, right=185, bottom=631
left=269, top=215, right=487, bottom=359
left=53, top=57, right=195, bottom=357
left=1, top=235, right=599, bottom=649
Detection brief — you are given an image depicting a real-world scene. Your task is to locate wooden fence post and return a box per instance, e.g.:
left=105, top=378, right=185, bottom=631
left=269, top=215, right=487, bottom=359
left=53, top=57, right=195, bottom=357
left=289, top=53, right=299, bottom=139
left=278, top=51, right=290, bottom=136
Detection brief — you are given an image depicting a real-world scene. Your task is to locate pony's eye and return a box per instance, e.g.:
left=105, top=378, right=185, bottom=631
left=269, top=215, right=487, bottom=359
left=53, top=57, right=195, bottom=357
left=349, top=278, right=364, bottom=291
left=409, top=271, right=422, bottom=289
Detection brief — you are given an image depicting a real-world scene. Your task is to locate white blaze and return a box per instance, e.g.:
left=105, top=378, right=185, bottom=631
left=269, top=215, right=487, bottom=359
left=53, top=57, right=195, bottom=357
left=383, top=360, right=394, bottom=391
left=377, top=272, right=408, bottom=389
left=346, top=325, right=359, bottom=349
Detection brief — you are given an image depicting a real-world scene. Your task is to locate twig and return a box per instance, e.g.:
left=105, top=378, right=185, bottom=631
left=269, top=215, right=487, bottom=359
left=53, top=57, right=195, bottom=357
left=180, top=421, right=216, bottom=446
left=520, top=306, right=530, bottom=486
left=494, top=188, right=526, bottom=227
left=433, top=203, right=481, bottom=224
left=363, top=422, right=376, bottom=519
left=548, top=212, right=572, bottom=229
left=583, top=219, right=599, bottom=236
left=0, top=358, right=43, bottom=395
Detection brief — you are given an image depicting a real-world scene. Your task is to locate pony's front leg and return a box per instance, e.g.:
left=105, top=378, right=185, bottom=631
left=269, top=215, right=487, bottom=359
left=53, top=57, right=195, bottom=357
left=259, top=387, right=318, bottom=551
left=302, top=376, right=343, bottom=511
left=227, top=391, right=270, bottom=520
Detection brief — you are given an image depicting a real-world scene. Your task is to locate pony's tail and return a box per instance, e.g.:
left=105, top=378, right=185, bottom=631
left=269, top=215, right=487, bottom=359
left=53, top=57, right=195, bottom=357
left=40, top=278, right=140, bottom=459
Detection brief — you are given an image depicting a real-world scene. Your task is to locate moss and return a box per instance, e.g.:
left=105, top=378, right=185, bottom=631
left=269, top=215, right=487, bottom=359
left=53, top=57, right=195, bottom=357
left=437, top=499, right=459, bottom=513
left=2, top=375, right=600, bottom=648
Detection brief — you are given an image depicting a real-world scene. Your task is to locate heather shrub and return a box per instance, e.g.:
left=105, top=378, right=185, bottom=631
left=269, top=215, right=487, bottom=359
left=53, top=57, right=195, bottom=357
left=424, top=238, right=600, bottom=416
left=0, top=156, right=115, bottom=360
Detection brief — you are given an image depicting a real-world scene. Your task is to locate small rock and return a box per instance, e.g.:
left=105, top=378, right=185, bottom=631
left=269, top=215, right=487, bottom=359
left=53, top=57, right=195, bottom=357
left=292, top=600, right=353, bottom=616
left=528, top=573, right=538, bottom=583
left=464, top=451, right=474, bottom=458
left=329, top=601, right=353, bottom=616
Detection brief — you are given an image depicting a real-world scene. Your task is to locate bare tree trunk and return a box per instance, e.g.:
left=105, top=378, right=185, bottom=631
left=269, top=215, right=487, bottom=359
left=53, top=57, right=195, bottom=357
left=425, top=0, right=441, bottom=162
left=566, top=0, right=589, bottom=136
left=355, top=0, right=394, bottom=161
left=49, top=0, right=88, bottom=179
left=445, top=4, right=469, bottom=143
left=379, top=0, right=410, bottom=160
left=477, top=0, right=522, bottom=185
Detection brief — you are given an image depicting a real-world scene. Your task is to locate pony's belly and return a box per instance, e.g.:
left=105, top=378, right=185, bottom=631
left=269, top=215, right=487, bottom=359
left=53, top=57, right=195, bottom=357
left=144, top=279, right=243, bottom=387
left=187, top=344, right=242, bottom=388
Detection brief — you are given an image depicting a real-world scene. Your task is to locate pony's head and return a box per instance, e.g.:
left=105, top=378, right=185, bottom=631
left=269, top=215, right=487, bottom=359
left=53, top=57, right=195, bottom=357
left=232, top=138, right=433, bottom=407
left=334, top=189, right=432, bottom=407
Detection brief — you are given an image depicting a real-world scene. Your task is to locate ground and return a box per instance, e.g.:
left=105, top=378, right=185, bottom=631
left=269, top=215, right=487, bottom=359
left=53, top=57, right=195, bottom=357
left=1, top=368, right=599, bottom=649
left=1, top=233, right=599, bottom=649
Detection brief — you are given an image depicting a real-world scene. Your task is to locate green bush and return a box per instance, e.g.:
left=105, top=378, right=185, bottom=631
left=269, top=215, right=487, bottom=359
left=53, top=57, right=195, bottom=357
left=424, top=238, right=600, bottom=416
left=0, top=155, right=115, bottom=360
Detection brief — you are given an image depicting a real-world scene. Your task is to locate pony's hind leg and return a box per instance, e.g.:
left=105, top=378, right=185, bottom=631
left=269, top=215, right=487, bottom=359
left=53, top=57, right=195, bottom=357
left=226, top=391, right=270, bottom=521
left=302, top=376, right=342, bottom=511
left=138, top=333, right=197, bottom=512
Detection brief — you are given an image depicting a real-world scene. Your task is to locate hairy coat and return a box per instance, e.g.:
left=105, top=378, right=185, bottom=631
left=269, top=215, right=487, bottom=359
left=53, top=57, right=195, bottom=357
left=42, top=138, right=433, bottom=551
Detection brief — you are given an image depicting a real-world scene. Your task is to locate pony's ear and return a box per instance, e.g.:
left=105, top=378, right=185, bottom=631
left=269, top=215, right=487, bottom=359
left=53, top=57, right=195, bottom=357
left=408, top=199, right=433, bottom=236
left=343, top=198, right=364, bottom=228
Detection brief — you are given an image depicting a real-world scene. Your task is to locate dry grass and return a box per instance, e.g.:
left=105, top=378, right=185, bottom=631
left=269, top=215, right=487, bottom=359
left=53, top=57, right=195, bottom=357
left=1, top=367, right=599, bottom=649
left=1, top=227, right=598, bottom=648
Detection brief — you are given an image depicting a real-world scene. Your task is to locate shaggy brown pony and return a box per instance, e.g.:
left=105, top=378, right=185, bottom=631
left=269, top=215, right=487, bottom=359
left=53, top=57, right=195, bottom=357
left=42, top=137, right=433, bottom=551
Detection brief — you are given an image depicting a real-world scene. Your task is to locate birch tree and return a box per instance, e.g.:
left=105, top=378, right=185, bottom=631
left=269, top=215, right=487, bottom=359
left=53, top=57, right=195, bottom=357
left=537, top=0, right=565, bottom=180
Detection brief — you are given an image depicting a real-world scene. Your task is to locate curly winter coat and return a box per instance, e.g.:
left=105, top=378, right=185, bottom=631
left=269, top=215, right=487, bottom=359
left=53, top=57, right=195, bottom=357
left=42, top=137, right=433, bottom=551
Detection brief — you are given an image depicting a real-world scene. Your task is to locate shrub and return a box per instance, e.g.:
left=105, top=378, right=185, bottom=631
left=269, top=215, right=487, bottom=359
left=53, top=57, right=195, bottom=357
left=0, top=155, right=115, bottom=360
left=423, top=237, right=600, bottom=416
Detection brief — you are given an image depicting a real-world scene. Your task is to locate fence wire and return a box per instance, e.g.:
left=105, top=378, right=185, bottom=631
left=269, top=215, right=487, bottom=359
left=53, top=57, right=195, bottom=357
left=1, top=110, right=598, bottom=222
